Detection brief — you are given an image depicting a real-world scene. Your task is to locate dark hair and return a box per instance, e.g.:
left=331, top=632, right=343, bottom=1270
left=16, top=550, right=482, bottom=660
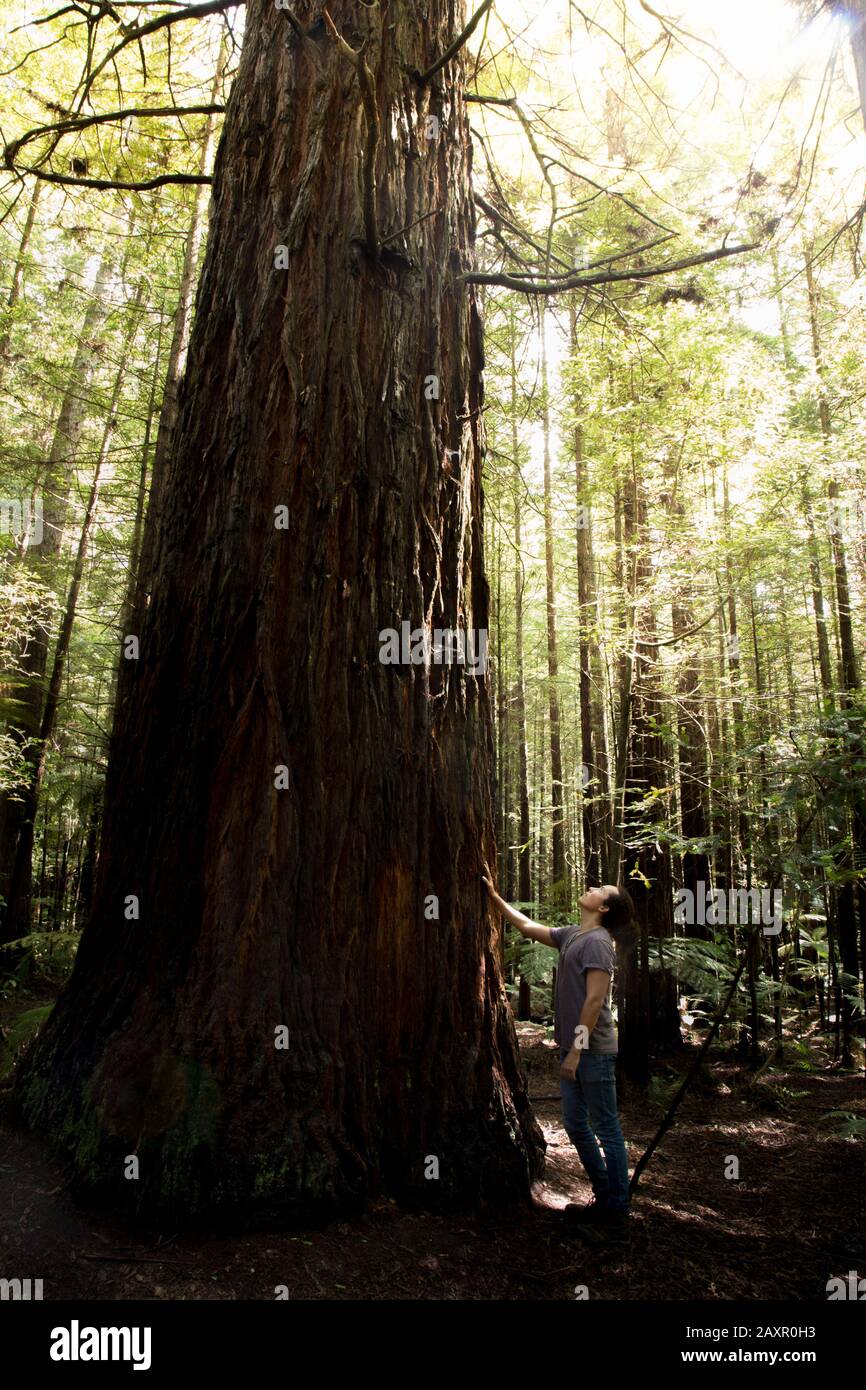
left=602, top=884, right=636, bottom=948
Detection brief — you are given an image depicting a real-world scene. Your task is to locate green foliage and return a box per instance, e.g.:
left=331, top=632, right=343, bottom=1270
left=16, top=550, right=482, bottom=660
left=820, top=1110, right=866, bottom=1140
left=779, top=1040, right=818, bottom=1072
left=0, top=931, right=79, bottom=996
left=0, top=1003, right=53, bottom=1080
left=648, top=934, right=736, bottom=1003
left=504, top=931, right=554, bottom=986
left=646, top=1073, right=681, bottom=1111
left=0, top=0, right=864, bottom=1083
left=648, top=933, right=798, bottom=1028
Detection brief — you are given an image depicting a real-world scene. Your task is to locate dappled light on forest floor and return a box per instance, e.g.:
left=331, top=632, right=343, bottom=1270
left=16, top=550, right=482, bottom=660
left=0, top=1022, right=861, bottom=1300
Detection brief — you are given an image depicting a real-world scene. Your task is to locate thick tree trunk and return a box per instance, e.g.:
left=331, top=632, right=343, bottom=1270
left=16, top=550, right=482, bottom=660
left=15, top=0, right=544, bottom=1222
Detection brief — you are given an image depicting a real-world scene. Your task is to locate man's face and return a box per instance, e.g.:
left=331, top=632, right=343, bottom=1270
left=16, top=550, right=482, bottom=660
left=579, top=884, right=617, bottom=913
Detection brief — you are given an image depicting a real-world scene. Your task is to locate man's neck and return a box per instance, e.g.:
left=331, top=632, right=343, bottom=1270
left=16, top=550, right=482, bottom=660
left=578, top=912, right=604, bottom=934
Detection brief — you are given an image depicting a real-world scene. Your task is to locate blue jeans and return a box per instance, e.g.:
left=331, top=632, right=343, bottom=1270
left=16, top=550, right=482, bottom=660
left=559, top=1048, right=630, bottom=1214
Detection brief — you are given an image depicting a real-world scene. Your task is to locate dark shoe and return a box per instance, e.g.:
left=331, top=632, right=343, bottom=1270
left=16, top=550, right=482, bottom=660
left=564, top=1197, right=613, bottom=1225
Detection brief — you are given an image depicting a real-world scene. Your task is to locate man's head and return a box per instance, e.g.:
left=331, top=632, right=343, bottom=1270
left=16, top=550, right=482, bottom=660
left=579, top=883, right=635, bottom=941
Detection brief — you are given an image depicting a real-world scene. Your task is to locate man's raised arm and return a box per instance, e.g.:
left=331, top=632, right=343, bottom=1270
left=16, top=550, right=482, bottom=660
left=481, top=870, right=554, bottom=946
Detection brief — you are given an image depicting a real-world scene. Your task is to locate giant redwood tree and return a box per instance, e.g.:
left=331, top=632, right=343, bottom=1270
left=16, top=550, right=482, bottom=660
left=14, top=0, right=546, bottom=1221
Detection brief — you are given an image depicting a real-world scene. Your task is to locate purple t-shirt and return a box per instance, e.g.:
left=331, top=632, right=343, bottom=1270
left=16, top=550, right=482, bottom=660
left=549, top=925, right=617, bottom=1054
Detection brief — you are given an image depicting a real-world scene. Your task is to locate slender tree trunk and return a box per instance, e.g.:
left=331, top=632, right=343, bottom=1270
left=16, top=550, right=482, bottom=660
left=804, top=250, right=860, bottom=697
left=118, top=323, right=164, bottom=643
left=801, top=475, right=836, bottom=700
left=0, top=252, right=114, bottom=941
left=0, top=179, right=41, bottom=392
left=510, top=318, right=531, bottom=905
left=749, top=588, right=783, bottom=1056
left=617, top=464, right=650, bottom=1073
left=570, top=304, right=608, bottom=884
left=629, top=473, right=679, bottom=1057
left=834, top=0, right=866, bottom=132
left=720, top=472, right=762, bottom=1065
left=540, top=313, right=566, bottom=898
left=4, top=284, right=145, bottom=938
left=774, top=256, right=835, bottom=700
left=669, top=494, right=710, bottom=927
left=536, top=703, right=547, bottom=904
left=611, top=473, right=632, bottom=875
left=495, top=531, right=510, bottom=895
left=804, top=246, right=862, bottom=1066
left=36, top=806, right=48, bottom=931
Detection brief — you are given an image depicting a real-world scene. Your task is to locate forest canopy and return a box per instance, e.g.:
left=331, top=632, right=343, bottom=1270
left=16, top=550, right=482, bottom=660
left=0, top=0, right=864, bottom=1240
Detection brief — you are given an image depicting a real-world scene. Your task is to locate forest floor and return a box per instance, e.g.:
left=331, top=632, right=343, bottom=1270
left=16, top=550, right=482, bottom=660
left=0, top=998, right=864, bottom=1301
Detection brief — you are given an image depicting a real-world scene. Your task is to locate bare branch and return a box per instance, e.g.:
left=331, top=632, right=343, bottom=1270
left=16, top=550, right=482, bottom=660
left=10, top=165, right=212, bottom=191
left=545, top=157, right=676, bottom=235
left=73, top=0, right=237, bottom=111
left=4, top=104, right=224, bottom=173
left=473, top=192, right=573, bottom=274
left=417, top=0, right=494, bottom=85
left=380, top=205, right=443, bottom=246
left=460, top=239, right=761, bottom=294
left=637, top=0, right=747, bottom=82
left=277, top=2, right=307, bottom=44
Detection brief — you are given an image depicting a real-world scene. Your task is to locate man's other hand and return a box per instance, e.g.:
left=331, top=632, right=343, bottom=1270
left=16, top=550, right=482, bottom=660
left=560, top=1050, right=580, bottom=1081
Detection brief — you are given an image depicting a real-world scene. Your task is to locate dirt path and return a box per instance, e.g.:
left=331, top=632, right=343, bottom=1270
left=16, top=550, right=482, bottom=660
left=1, top=1022, right=863, bottom=1300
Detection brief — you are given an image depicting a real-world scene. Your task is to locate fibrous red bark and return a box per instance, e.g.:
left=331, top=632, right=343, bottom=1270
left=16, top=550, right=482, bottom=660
left=15, top=0, right=544, bottom=1222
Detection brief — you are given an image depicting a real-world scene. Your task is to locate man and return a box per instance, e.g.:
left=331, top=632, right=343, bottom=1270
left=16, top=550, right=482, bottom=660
left=482, top=872, right=634, bottom=1241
